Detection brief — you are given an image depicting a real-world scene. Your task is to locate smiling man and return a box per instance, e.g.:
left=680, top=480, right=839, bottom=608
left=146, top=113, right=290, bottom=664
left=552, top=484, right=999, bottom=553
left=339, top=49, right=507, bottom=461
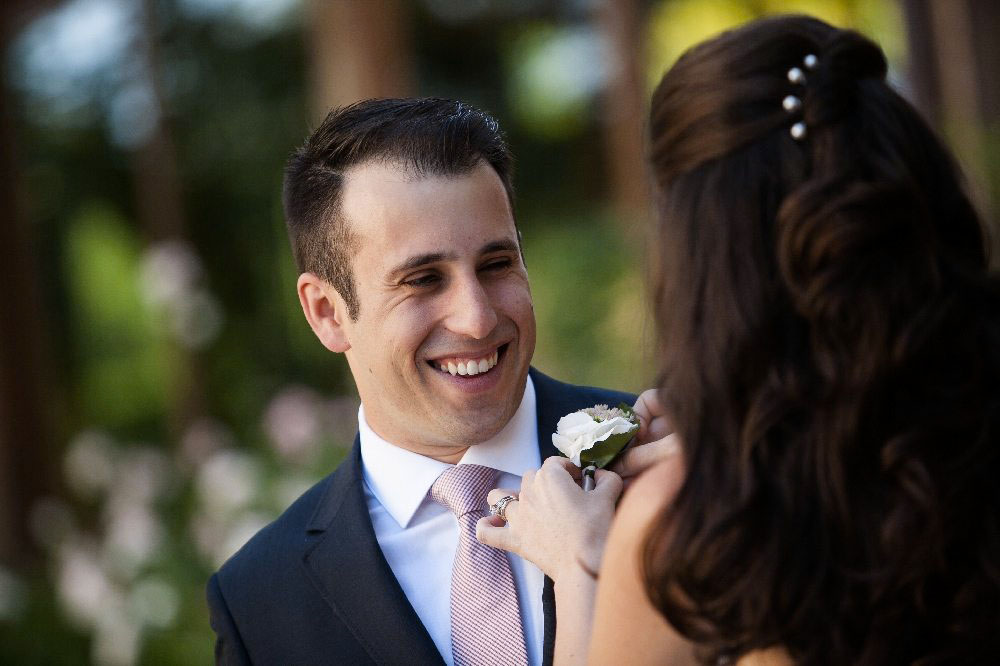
left=206, top=98, right=633, bottom=666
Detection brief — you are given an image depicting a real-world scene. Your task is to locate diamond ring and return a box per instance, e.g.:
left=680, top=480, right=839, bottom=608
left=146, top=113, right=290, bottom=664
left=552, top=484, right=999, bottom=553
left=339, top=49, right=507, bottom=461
left=489, top=494, right=518, bottom=522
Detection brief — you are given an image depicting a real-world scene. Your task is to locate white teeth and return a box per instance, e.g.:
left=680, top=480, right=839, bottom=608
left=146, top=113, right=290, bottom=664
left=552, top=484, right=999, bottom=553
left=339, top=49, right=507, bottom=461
left=438, top=349, right=501, bottom=377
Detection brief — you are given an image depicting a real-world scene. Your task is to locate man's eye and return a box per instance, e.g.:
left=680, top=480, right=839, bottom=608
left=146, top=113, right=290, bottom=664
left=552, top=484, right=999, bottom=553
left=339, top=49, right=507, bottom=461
left=481, top=259, right=512, bottom=272
left=403, top=274, right=440, bottom=288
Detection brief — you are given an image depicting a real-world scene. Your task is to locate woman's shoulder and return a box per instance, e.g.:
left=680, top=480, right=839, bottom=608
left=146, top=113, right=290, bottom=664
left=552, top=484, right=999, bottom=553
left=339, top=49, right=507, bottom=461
left=588, top=453, right=695, bottom=664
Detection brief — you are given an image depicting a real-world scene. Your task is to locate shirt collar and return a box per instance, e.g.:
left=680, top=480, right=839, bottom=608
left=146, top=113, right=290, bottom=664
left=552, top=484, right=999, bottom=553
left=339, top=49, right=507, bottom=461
left=358, top=375, right=539, bottom=529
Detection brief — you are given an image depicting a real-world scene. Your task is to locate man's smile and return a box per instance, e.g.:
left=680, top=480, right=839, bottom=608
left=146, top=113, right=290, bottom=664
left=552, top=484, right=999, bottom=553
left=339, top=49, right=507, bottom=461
left=426, top=343, right=509, bottom=377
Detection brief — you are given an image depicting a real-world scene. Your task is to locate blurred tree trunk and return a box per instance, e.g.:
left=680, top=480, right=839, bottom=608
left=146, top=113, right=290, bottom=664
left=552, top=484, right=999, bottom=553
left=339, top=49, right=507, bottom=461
left=902, top=0, right=1000, bottom=265
left=0, top=1, right=60, bottom=567
left=134, top=0, right=186, bottom=243
left=133, top=0, right=205, bottom=433
left=305, top=0, right=414, bottom=124
left=594, top=0, right=652, bottom=231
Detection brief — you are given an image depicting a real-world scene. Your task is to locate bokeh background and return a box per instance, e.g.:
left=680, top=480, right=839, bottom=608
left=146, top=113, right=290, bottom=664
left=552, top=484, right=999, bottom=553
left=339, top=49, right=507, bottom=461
left=1, top=0, right=997, bottom=663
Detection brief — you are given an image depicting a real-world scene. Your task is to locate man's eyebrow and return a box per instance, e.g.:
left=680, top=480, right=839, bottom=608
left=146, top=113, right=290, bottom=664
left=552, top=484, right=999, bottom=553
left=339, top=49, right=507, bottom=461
left=389, top=251, right=455, bottom=275
left=388, top=238, right=520, bottom=276
left=479, top=239, right=520, bottom=255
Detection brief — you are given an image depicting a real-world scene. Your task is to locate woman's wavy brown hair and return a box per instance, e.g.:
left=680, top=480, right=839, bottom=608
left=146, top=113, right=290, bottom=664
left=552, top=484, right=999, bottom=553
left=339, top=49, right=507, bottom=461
left=644, top=15, right=1000, bottom=665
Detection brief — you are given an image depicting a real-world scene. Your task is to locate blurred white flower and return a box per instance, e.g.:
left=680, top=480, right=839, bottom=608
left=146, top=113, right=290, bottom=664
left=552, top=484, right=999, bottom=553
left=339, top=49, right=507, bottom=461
left=179, top=417, right=235, bottom=471
left=189, top=513, right=223, bottom=566
left=102, top=501, right=164, bottom=578
left=138, top=241, right=223, bottom=349
left=0, top=566, right=27, bottom=622
left=64, top=430, right=116, bottom=500
left=138, top=240, right=202, bottom=309
left=92, top=599, right=141, bottom=666
left=56, top=538, right=117, bottom=629
left=196, top=449, right=261, bottom=518
left=29, top=496, right=76, bottom=550
left=168, top=288, right=223, bottom=350
left=129, top=577, right=179, bottom=629
left=264, top=385, right=323, bottom=463
left=113, top=445, right=173, bottom=504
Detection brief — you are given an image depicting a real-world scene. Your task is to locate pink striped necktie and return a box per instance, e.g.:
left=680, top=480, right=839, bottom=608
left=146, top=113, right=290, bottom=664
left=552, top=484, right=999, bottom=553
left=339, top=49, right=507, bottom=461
left=430, top=464, right=530, bottom=666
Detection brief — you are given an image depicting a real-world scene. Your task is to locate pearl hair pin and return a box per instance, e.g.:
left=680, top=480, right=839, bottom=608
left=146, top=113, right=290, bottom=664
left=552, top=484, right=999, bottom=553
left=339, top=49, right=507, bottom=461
left=782, top=95, right=802, bottom=112
left=785, top=53, right=817, bottom=140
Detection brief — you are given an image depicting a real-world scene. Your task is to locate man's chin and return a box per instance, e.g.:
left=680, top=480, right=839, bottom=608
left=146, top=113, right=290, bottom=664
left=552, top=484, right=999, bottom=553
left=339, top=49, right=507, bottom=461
left=432, top=407, right=516, bottom=447
left=419, top=358, right=529, bottom=445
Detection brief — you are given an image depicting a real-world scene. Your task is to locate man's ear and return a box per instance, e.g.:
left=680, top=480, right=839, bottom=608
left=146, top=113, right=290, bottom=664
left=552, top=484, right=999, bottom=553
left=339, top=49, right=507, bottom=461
left=297, top=272, right=352, bottom=353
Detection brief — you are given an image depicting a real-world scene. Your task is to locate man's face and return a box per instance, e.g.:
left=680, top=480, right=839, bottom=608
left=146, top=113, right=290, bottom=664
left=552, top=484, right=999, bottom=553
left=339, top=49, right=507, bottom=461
left=335, top=160, right=536, bottom=456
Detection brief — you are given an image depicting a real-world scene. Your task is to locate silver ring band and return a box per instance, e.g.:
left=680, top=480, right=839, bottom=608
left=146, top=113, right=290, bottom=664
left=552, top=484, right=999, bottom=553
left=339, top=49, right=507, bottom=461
left=489, top=494, right=518, bottom=522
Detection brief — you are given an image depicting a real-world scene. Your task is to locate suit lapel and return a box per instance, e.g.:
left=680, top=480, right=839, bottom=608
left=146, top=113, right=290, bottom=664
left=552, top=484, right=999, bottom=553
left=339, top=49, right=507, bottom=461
left=300, top=440, right=445, bottom=666
left=531, top=367, right=576, bottom=462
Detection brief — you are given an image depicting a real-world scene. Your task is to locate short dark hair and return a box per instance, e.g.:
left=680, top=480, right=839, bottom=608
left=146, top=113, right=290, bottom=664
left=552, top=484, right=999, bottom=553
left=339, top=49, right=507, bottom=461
left=283, top=98, right=515, bottom=319
left=644, top=14, right=1000, bottom=664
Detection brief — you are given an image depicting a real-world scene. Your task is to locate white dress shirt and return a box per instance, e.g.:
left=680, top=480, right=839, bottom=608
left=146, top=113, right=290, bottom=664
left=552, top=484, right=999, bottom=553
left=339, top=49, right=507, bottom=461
left=358, top=375, right=544, bottom=666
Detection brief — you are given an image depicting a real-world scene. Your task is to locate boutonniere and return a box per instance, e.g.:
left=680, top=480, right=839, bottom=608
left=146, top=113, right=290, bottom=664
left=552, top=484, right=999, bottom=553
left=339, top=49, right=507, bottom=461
left=552, top=403, right=639, bottom=469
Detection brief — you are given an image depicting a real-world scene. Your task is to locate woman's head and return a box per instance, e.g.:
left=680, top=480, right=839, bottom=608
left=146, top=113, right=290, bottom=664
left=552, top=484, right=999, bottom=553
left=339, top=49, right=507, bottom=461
left=644, top=14, right=1000, bottom=664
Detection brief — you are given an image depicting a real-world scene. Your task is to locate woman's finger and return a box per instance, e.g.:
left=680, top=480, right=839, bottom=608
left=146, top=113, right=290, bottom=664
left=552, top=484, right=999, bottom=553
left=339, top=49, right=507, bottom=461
left=592, top=469, right=624, bottom=505
left=633, top=389, right=672, bottom=444
left=593, top=468, right=624, bottom=498
left=541, top=455, right=582, bottom=479
left=476, top=516, right=517, bottom=552
left=610, top=434, right=681, bottom=480
left=633, top=388, right=666, bottom=421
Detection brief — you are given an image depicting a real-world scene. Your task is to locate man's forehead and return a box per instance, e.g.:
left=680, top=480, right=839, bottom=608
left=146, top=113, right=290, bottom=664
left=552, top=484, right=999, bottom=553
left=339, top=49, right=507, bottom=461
left=340, top=158, right=495, bottom=195
left=339, top=160, right=516, bottom=255
left=341, top=158, right=417, bottom=187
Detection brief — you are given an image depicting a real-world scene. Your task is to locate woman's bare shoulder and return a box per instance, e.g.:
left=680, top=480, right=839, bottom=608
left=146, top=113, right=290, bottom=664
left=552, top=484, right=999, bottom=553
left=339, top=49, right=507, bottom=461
left=588, top=455, right=694, bottom=665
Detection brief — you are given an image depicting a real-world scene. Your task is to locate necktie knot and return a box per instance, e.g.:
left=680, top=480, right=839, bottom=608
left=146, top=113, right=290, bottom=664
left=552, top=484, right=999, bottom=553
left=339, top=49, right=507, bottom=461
left=430, top=464, right=498, bottom=518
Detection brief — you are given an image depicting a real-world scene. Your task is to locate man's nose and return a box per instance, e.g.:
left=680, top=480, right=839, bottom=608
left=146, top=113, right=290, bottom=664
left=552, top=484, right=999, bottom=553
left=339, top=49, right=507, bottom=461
left=444, top=276, right=498, bottom=340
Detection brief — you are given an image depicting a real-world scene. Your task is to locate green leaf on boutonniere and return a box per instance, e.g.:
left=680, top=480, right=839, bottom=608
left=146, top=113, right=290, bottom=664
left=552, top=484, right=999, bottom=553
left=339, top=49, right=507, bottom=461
left=579, top=426, right=638, bottom=468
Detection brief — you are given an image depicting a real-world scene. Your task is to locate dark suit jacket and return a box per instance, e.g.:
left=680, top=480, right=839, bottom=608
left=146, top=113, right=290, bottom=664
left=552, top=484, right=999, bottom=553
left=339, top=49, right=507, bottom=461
left=207, top=368, right=634, bottom=665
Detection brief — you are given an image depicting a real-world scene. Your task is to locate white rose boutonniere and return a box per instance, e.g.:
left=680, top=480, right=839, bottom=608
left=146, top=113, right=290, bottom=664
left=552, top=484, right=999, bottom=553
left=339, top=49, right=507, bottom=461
left=552, top=403, right=639, bottom=468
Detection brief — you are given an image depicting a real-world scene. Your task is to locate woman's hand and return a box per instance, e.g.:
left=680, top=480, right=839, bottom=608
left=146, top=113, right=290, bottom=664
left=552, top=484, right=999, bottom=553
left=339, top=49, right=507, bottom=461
left=476, top=456, right=623, bottom=581
left=610, top=389, right=681, bottom=488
